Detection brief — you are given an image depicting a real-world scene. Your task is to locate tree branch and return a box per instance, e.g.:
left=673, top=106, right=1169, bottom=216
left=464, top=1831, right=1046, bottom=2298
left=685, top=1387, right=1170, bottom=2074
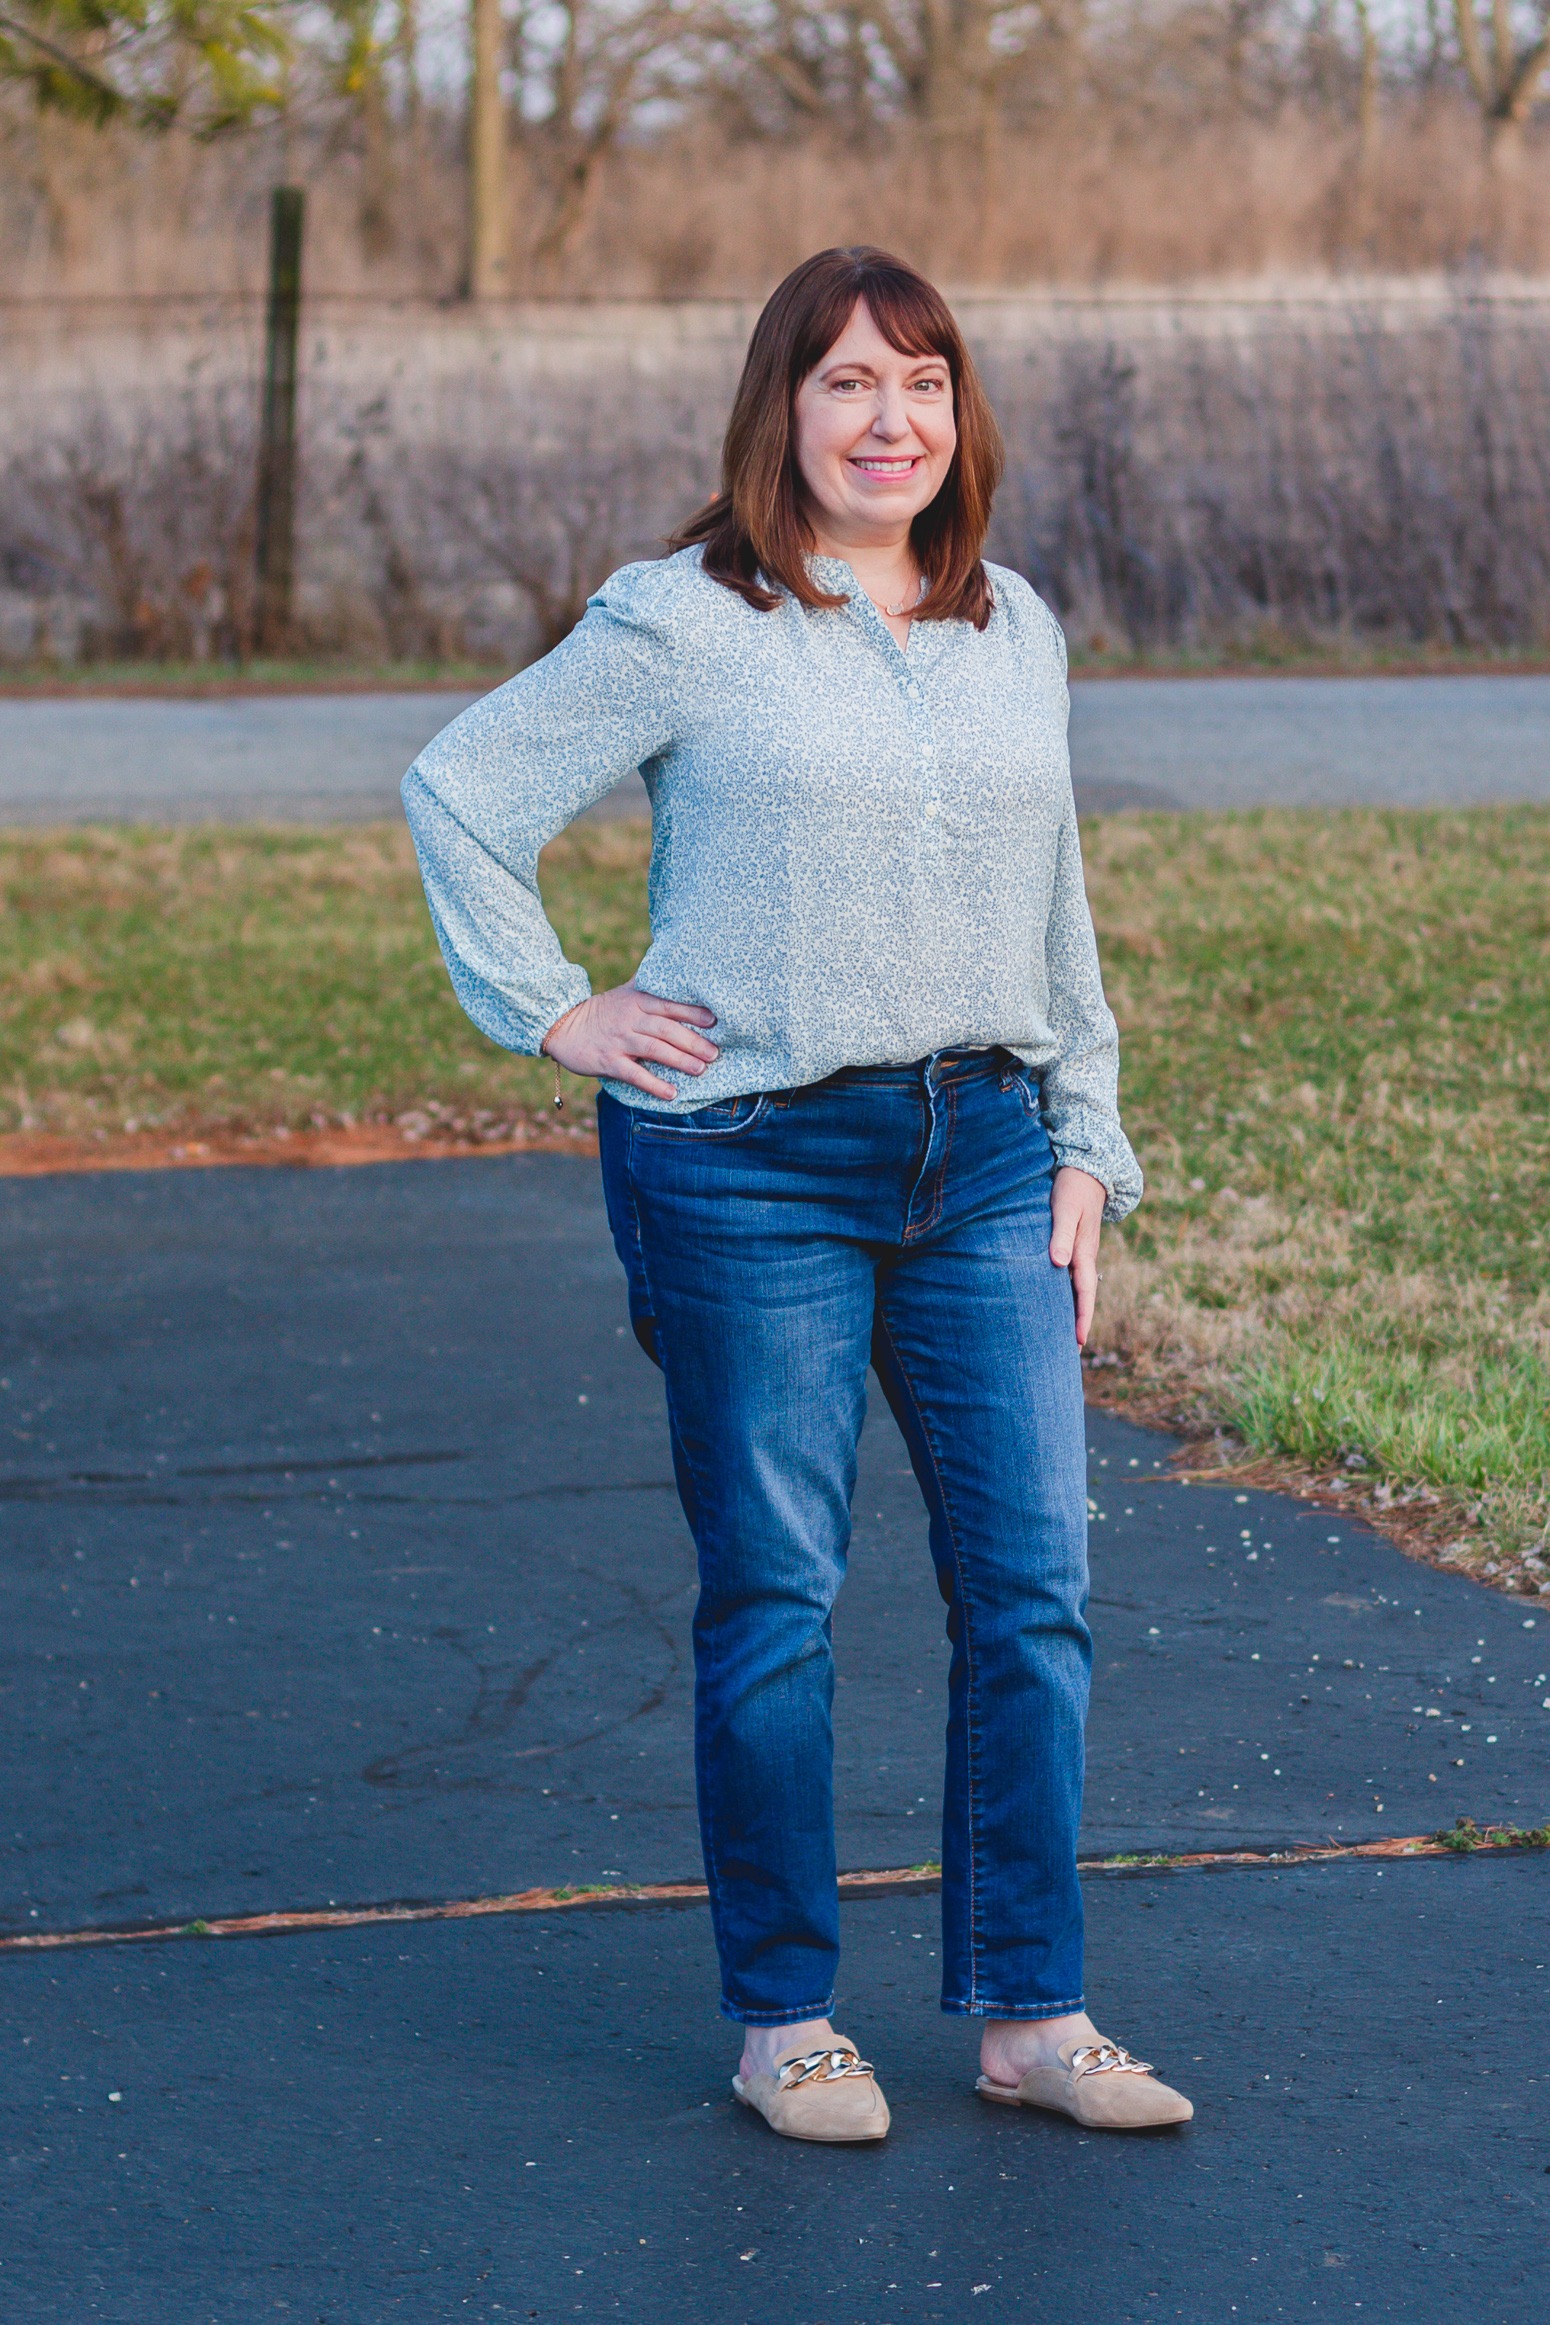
left=1450, top=0, right=1495, bottom=108
left=1504, top=23, right=1550, bottom=120
left=0, top=6, right=126, bottom=105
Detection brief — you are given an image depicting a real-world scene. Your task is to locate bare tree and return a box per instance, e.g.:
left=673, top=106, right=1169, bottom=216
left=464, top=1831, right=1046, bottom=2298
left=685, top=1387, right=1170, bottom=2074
left=1452, top=0, right=1550, bottom=174
left=468, top=0, right=512, bottom=296
left=513, top=0, right=703, bottom=278
left=317, top=0, right=399, bottom=255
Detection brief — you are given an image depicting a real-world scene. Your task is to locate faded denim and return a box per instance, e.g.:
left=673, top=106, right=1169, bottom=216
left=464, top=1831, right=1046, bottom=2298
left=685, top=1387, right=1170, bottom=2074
left=598, top=1047, right=1091, bottom=2026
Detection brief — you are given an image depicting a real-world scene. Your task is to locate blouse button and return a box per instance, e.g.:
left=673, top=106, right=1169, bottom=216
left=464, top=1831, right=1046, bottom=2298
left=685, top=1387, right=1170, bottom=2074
left=923, top=800, right=940, bottom=819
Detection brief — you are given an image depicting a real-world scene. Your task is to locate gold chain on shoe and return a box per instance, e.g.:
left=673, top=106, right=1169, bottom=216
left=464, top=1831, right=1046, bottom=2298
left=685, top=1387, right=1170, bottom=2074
left=776, top=2048, right=874, bottom=2088
left=1070, top=2042, right=1154, bottom=2080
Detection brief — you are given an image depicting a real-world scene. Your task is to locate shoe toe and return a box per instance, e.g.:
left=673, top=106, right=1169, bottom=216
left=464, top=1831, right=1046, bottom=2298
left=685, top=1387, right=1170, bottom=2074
left=776, top=2077, right=890, bottom=2142
left=734, top=2067, right=890, bottom=2143
left=1075, top=2073, right=1193, bottom=2129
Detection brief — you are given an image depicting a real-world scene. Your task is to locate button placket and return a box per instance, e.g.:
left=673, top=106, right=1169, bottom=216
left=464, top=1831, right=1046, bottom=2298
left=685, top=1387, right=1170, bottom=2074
left=914, top=686, right=943, bottom=839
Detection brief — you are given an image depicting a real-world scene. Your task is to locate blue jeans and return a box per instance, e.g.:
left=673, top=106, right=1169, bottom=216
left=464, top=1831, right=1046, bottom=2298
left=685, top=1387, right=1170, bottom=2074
left=597, top=1048, right=1091, bottom=2025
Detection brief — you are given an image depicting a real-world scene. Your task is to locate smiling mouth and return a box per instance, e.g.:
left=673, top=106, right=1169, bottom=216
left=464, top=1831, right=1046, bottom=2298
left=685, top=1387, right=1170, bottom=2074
left=848, top=456, right=922, bottom=476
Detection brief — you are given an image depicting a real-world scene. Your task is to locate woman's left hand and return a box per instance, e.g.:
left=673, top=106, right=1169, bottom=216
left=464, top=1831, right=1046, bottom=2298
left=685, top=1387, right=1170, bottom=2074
left=1049, top=1166, right=1107, bottom=1346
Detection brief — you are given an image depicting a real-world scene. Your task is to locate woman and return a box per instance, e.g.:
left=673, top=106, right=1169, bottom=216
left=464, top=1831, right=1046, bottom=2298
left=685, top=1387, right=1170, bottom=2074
left=403, top=246, right=1192, bottom=2143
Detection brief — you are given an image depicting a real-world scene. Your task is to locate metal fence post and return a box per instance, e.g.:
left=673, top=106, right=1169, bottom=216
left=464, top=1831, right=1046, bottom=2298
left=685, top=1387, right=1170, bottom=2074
left=255, top=186, right=305, bottom=653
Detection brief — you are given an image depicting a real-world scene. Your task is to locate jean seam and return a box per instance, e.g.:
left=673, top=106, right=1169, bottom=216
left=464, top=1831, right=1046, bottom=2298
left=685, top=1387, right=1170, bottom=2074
left=726, top=1995, right=838, bottom=2029
left=872, top=1304, right=984, bottom=2012
left=903, top=1076, right=953, bottom=1244
left=940, top=1994, right=1086, bottom=2021
left=618, top=1106, right=650, bottom=1305
left=623, top=1108, right=742, bottom=2002
left=632, top=1093, right=770, bottom=1142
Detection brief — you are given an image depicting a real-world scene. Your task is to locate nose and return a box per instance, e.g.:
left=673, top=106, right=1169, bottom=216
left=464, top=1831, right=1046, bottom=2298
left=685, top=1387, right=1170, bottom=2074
left=869, top=385, right=912, bottom=443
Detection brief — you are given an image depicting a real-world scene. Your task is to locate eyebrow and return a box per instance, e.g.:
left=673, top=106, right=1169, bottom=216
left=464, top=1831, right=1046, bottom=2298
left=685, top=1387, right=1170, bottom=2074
left=818, top=353, right=949, bottom=378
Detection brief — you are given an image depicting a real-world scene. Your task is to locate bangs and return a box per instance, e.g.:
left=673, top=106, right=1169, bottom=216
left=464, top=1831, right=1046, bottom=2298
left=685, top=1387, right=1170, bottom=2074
left=791, top=263, right=959, bottom=386
left=852, top=279, right=957, bottom=365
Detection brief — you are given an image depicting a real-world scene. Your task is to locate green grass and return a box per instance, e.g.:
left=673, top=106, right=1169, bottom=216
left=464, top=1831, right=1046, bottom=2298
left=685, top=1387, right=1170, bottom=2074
left=1084, top=806, right=1549, bottom=1581
left=0, top=822, right=645, bottom=1137
left=5, top=640, right=1550, bottom=693
left=1, top=806, right=1545, bottom=1580
left=0, top=658, right=510, bottom=696
left=1066, top=638, right=1550, bottom=678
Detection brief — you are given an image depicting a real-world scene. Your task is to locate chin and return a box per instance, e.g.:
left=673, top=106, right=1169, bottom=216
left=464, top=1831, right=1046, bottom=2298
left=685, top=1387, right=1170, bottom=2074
left=842, top=486, right=932, bottom=518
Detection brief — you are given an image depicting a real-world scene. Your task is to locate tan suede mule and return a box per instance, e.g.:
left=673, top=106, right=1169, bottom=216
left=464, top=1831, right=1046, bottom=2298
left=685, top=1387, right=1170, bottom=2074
left=733, top=2037, right=891, bottom=2143
left=977, top=2036, right=1193, bottom=2130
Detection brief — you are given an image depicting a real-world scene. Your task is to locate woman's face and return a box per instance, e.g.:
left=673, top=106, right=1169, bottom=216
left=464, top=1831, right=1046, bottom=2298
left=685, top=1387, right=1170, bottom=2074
left=792, top=299, right=957, bottom=551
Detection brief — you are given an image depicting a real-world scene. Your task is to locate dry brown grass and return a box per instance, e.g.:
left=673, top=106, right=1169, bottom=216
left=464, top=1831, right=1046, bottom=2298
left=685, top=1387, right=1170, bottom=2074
left=4, top=99, right=1550, bottom=300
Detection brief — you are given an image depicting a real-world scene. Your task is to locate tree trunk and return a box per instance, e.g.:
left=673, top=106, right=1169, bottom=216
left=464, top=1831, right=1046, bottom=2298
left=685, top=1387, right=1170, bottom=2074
left=359, top=64, right=394, bottom=257
left=1349, top=0, right=1380, bottom=249
left=1485, top=107, right=1524, bottom=181
left=466, top=0, right=510, bottom=299
left=915, top=0, right=997, bottom=274
left=395, top=0, right=421, bottom=131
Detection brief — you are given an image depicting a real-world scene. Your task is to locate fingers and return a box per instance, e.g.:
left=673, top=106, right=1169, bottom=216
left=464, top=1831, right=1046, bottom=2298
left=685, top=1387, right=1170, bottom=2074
left=604, top=1058, right=685, bottom=1103
left=1069, top=1236, right=1098, bottom=1347
left=629, top=991, right=719, bottom=1067
left=630, top=1032, right=717, bottom=1074
left=543, top=986, right=720, bottom=1085
left=638, top=992, right=718, bottom=1029
left=1050, top=1165, right=1106, bottom=1347
left=635, top=1017, right=719, bottom=1068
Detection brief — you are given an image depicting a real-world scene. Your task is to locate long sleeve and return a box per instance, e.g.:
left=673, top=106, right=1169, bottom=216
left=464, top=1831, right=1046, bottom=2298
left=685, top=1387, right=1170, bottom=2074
left=400, top=564, right=679, bottom=1054
left=1038, top=788, right=1144, bottom=1222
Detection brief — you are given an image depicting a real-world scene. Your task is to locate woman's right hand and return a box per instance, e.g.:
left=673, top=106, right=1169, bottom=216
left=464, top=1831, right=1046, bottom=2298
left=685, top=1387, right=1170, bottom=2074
left=541, top=984, right=719, bottom=1102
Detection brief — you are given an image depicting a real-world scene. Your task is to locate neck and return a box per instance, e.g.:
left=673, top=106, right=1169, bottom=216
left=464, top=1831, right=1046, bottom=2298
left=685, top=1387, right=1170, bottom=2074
left=806, top=525, right=919, bottom=609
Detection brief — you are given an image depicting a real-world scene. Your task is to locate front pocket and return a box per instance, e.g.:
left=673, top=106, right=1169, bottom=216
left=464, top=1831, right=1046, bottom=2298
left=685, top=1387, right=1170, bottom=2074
left=631, top=1092, right=771, bottom=1141
left=1006, top=1068, right=1047, bottom=1122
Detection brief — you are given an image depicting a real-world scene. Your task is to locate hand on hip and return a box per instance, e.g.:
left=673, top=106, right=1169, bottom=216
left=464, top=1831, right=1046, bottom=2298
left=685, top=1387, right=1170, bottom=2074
left=542, top=984, right=718, bottom=1102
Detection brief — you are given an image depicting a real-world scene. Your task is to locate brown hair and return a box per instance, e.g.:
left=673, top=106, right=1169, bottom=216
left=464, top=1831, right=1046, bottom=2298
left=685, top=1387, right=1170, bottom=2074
left=670, top=246, right=1003, bottom=630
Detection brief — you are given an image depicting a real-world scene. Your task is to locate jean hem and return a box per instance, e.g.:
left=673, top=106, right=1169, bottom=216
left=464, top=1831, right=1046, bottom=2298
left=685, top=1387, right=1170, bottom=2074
left=939, top=1996, right=1086, bottom=2020
left=719, top=1996, right=837, bottom=2028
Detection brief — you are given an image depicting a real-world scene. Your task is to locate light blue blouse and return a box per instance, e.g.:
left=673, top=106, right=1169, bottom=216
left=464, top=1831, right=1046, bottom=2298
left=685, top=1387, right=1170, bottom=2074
left=402, top=546, right=1143, bottom=1219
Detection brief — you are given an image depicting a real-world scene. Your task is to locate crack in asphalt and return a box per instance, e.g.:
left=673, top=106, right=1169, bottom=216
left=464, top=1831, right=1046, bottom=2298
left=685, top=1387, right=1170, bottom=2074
left=0, top=1463, right=679, bottom=1509
left=362, top=1575, right=686, bottom=1789
left=5, top=1831, right=1545, bottom=1955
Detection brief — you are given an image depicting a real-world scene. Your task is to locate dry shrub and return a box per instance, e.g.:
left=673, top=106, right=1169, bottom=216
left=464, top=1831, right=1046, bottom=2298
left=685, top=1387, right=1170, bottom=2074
left=985, top=306, right=1550, bottom=651
left=1, top=387, right=259, bottom=658
left=4, top=291, right=1548, bottom=661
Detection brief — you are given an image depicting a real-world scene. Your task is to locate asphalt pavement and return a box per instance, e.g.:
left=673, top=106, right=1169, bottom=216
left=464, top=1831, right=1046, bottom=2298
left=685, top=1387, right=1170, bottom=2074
left=2, top=1155, right=1547, bottom=2319
left=2, top=673, right=1547, bottom=823
left=5, top=1857, right=1544, bottom=2322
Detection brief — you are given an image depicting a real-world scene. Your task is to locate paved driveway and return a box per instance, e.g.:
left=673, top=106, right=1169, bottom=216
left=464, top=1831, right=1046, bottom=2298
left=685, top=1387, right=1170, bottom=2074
left=1, top=673, right=1547, bottom=822
left=2, top=1155, right=1546, bottom=2320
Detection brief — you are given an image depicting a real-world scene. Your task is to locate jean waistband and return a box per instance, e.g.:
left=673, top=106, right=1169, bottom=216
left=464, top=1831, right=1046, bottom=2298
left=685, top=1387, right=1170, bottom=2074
left=821, top=1046, right=1018, bottom=1090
